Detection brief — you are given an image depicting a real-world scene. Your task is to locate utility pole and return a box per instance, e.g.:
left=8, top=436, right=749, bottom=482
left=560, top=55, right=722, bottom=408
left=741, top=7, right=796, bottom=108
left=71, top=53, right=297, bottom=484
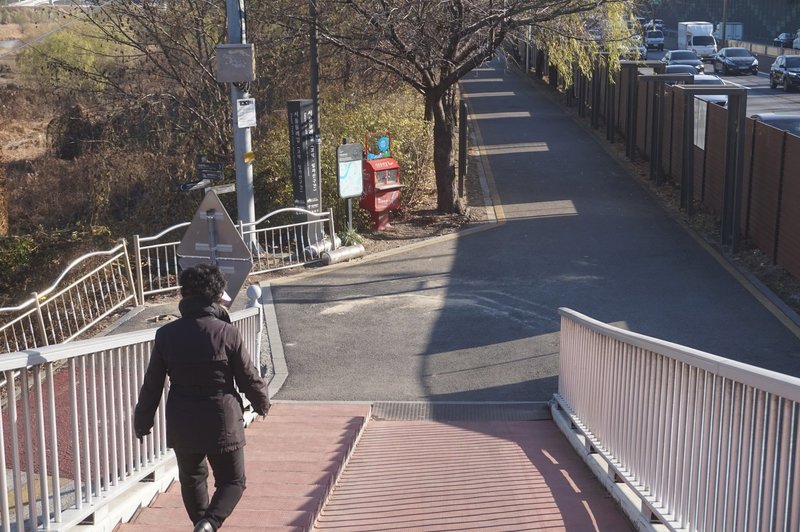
left=309, top=0, right=322, bottom=216
left=721, top=0, right=729, bottom=46
left=225, top=0, right=255, bottom=245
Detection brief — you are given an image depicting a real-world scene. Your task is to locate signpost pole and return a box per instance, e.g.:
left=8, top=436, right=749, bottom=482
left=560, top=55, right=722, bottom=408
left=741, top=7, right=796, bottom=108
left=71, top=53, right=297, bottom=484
left=347, top=199, right=353, bottom=232
left=225, top=0, right=255, bottom=248
left=206, top=209, right=218, bottom=265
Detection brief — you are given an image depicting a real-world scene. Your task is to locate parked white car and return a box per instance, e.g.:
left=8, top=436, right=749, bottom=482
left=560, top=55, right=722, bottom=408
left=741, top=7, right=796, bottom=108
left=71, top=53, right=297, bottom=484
left=645, top=30, right=664, bottom=50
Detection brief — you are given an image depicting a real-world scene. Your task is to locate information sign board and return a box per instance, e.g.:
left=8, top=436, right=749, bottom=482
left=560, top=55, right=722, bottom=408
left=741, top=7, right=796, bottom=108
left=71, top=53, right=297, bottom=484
left=287, top=99, right=321, bottom=215
left=337, top=143, right=364, bottom=199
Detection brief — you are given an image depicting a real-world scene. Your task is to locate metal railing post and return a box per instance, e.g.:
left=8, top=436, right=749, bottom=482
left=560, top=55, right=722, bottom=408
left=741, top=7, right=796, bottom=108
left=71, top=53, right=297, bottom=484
left=20, top=370, right=37, bottom=528
left=0, top=391, right=8, bottom=532
left=120, top=239, right=139, bottom=307
left=132, top=235, right=145, bottom=306
left=327, top=209, right=337, bottom=250
left=46, top=364, right=62, bottom=521
left=7, top=372, right=24, bottom=527
left=32, top=291, right=48, bottom=348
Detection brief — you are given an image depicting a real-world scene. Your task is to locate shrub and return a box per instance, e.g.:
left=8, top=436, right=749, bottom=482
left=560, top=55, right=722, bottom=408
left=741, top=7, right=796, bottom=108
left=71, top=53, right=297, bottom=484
left=0, top=225, right=115, bottom=306
left=253, top=88, right=433, bottom=234
left=7, top=146, right=198, bottom=235
left=17, top=20, right=126, bottom=94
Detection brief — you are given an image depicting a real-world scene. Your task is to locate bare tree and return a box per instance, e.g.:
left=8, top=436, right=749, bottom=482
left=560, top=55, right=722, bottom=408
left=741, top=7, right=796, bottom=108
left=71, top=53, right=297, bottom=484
left=68, top=0, right=231, bottom=157
left=0, top=150, right=6, bottom=237
left=313, top=0, right=634, bottom=213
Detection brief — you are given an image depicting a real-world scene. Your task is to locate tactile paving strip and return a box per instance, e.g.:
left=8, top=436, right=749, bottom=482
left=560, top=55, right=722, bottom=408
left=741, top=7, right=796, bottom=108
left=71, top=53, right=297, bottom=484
left=370, top=401, right=551, bottom=421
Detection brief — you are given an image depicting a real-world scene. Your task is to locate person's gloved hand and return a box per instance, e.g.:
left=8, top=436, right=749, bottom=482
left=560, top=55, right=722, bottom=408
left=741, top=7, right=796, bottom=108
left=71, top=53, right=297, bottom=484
left=135, top=427, right=151, bottom=442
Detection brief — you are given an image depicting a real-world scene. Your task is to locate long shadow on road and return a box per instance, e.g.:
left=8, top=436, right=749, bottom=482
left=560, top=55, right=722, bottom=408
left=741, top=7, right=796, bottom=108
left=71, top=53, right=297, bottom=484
left=269, top=57, right=800, bottom=405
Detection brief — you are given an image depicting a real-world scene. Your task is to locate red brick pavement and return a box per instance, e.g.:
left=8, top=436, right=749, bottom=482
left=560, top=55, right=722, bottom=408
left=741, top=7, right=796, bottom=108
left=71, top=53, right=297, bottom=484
left=116, top=403, right=370, bottom=532
left=314, top=420, right=634, bottom=532
left=117, top=404, right=633, bottom=532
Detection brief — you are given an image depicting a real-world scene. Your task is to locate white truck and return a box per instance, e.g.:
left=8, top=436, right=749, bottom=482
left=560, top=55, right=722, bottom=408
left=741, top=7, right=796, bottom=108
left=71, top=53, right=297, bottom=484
left=678, top=21, right=718, bottom=60
left=713, top=22, right=744, bottom=41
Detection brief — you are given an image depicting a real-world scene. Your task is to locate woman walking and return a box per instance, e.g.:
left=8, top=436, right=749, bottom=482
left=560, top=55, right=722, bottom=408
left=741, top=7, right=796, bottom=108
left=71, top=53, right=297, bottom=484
left=134, top=264, right=270, bottom=531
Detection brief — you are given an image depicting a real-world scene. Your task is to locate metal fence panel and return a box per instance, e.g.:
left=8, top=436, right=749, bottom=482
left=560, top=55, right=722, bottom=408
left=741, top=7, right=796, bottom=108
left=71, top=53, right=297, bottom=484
left=618, top=68, right=631, bottom=137
left=0, top=306, right=262, bottom=530
left=693, top=146, right=705, bottom=202
left=1, top=206, right=336, bottom=356
left=243, top=208, right=336, bottom=275
left=748, top=123, right=786, bottom=261
left=661, top=88, right=675, bottom=178
left=741, top=119, right=756, bottom=239
left=557, top=307, right=800, bottom=531
left=133, top=222, right=190, bottom=302
left=777, top=134, right=800, bottom=279
left=669, top=90, right=686, bottom=185
left=636, top=79, right=650, bottom=156
left=702, top=103, right=728, bottom=216
left=0, top=243, right=136, bottom=353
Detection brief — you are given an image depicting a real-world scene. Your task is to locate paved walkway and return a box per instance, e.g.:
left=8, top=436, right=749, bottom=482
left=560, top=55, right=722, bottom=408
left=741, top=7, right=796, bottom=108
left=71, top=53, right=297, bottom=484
left=117, top=403, right=632, bottom=532
left=315, top=417, right=630, bottom=531
left=117, top=403, right=370, bottom=532
left=115, top=55, right=800, bottom=531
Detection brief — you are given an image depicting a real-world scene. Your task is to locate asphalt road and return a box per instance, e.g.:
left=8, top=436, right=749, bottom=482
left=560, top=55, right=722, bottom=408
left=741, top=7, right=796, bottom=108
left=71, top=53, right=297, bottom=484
left=645, top=48, right=800, bottom=115
left=268, top=57, right=800, bottom=403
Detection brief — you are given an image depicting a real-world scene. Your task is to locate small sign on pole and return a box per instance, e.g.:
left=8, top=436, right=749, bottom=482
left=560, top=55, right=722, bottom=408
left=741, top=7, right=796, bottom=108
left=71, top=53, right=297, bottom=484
left=178, top=179, right=211, bottom=192
left=196, top=161, right=225, bottom=180
left=337, top=141, right=364, bottom=232
left=208, top=183, right=236, bottom=195
left=237, top=98, right=257, bottom=128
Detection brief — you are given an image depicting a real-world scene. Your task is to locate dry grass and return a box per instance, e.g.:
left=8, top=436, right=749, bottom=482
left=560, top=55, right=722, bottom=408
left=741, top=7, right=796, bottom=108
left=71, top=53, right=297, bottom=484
left=0, top=23, right=24, bottom=40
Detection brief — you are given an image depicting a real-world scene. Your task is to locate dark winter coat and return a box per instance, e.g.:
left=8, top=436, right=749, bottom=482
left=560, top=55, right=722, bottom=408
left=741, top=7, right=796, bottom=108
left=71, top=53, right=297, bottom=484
left=134, top=296, right=270, bottom=454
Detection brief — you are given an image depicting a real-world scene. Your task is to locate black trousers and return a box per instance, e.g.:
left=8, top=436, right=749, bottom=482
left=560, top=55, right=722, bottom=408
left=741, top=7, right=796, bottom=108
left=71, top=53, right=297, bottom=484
left=174, top=448, right=246, bottom=529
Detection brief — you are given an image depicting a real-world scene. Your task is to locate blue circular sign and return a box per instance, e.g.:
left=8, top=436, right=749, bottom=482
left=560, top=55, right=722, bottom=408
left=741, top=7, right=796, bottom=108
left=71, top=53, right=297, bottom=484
left=377, top=136, right=390, bottom=152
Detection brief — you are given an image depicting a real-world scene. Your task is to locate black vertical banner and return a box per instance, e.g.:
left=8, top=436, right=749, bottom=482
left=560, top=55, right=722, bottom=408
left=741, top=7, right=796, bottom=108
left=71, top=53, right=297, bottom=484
left=287, top=99, right=321, bottom=218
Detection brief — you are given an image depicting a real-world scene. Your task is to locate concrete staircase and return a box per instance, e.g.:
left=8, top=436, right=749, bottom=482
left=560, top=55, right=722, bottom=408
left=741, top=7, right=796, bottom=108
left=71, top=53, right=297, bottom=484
left=115, top=403, right=371, bottom=532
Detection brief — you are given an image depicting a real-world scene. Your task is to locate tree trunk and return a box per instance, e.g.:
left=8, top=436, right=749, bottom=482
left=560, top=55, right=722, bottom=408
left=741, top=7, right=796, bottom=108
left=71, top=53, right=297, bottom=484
left=0, top=151, right=7, bottom=236
left=428, top=91, right=459, bottom=214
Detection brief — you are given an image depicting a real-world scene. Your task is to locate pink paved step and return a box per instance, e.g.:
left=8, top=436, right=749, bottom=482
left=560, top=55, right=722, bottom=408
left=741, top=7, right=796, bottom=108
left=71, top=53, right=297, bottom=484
left=314, top=420, right=635, bottom=532
left=116, top=402, right=370, bottom=532
left=114, top=526, right=303, bottom=532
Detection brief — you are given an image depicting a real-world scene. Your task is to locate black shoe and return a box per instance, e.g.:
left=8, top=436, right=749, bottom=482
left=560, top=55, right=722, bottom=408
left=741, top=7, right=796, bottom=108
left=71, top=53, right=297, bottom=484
left=193, top=519, right=215, bottom=532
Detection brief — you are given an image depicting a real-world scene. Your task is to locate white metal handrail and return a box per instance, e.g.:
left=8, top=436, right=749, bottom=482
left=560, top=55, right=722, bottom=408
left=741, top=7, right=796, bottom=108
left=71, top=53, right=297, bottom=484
left=555, top=307, right=800, bottom=531
left=2, top=207, right=335, bottom=356
left=240, top=208, right=337, bottom=275
left=132, top=222, right=190, bottom=303
left=0, top=305, right=262, bottom=531
left=0, top=242, right=137, bottom=354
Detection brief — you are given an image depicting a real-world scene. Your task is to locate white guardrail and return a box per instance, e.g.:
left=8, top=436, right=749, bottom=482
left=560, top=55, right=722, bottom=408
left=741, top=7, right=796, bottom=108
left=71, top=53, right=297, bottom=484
left=131, top=208, right=336, bottom=303
left=242, top=208, right=337, bottom=276
left=554, top=307, right=800, bottom=532
left=1, top=206, right=336, bottom=355
left=0, top=304, right=263, bottom=531
left=0, top=242, right=137, bottom=355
